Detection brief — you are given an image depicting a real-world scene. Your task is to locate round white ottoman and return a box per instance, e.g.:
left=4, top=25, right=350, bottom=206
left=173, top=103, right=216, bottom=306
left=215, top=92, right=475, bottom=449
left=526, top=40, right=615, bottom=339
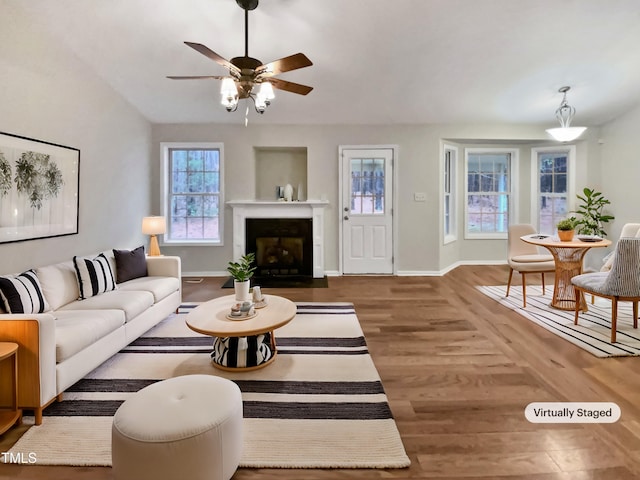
left=112, top=374, right=243, bottom=480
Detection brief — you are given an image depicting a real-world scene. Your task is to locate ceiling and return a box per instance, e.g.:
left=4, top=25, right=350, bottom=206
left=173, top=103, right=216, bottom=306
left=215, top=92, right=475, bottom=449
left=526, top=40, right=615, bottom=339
left=12, top=0, right=640, bottom=127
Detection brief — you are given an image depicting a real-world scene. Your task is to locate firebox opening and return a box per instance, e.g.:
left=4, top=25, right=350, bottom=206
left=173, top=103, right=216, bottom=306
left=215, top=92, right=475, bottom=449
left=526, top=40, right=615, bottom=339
left=246, top=218, right=313, bottom=278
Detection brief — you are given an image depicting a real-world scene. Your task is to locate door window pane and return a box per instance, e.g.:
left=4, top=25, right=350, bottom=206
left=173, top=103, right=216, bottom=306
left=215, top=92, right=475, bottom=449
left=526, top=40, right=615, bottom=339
left=350, top=157, right=385, bottom=215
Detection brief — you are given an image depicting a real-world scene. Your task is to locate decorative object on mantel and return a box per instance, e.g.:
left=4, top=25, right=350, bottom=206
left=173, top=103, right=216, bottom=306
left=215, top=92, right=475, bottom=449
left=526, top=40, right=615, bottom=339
left=0, top=131, right=80, bottom=244
left=141, top=216, right=166, bottom=256
left=227, top=252, right=256, bottom=301
left=546, top=86, right=587, bottom=142
left=283, top=183, right=293, bottom=201
left=297, top=182, right=304, bottom=201
left=167, top=0, right=313, bottom=118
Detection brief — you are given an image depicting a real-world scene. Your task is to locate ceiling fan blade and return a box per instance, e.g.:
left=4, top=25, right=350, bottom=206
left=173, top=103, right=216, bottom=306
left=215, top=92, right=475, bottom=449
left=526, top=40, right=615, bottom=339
left=167, top=75, right=227, bottom=80
left=268, top=77, right=313, bottom=95
left=257, top=53, right=313, bottom=76
left=184, top=42, right=240, bottom=73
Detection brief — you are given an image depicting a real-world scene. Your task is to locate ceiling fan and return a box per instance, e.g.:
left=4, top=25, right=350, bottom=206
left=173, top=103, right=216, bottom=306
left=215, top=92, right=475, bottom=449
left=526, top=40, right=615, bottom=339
left=167, top=0, right=313, bottom=115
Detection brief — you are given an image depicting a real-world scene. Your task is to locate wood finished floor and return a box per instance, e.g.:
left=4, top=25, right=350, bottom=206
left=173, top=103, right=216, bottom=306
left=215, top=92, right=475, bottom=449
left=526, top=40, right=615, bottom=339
left=2, top=265, right=639, bottom=479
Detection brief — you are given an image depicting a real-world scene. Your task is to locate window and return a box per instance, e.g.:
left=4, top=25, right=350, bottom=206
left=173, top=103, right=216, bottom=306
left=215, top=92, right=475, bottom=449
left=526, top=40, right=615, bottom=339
left=443, top=145, right=457, bottom=244
left=531, top=146, right=575, bottom=235
left=161, top=143, right=224, bottom=245
left=465, top=148, right=516, bottom=239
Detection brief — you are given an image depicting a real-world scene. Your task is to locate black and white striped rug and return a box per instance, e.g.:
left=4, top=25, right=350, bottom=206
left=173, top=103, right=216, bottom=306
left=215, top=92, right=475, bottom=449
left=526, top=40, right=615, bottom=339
left=7, top=302, right=410, bottom=468
left=478, top=286, right=640, bottom=357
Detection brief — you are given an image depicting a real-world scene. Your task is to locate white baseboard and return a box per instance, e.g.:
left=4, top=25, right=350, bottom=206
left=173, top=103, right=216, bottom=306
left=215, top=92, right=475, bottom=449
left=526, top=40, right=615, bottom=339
left=182, top=262, right=506, bottom=280
left=397, top=259, right=507, bottom=277
left=182, top=271, right=227, bottom=278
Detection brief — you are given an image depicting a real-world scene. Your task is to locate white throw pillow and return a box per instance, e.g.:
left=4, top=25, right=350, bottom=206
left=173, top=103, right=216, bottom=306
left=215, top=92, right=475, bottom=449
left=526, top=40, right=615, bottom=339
left=0, top=269, right=50, bottom=313
left=73, top=253, right=117, bottom=300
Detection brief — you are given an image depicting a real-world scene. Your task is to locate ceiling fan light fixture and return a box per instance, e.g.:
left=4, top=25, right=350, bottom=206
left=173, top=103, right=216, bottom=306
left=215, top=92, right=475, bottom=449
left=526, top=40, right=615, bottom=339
left=545, top=86, right=587, bottom=142
left=220, top=77, right=239, bottom=111
left=168, top=0, right=312, bottom=119
left=259, top=81, right=275, bottom=103
left=254, top=94, right=267, bottom=114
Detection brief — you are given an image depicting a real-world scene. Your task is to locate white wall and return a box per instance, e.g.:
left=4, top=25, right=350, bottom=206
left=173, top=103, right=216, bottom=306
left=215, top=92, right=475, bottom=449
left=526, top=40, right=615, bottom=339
left=0, top=3, right=152, bottom=274
left=152, top=122, right=595, bottom=274
left=600, top=101, right=640, bottom=239
left=0, top=1, right=614, bottom=276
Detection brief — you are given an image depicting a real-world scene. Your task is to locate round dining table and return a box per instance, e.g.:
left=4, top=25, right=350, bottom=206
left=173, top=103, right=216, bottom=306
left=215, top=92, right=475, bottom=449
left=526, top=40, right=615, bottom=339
left=521, top=234, right=611, bottom=311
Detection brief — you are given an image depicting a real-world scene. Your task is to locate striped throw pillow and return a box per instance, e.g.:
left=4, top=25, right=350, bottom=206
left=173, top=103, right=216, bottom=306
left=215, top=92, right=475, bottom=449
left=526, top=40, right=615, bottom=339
left=73, top=253, right=117, bottom=299
left=0, top=269, right=50, bottom=314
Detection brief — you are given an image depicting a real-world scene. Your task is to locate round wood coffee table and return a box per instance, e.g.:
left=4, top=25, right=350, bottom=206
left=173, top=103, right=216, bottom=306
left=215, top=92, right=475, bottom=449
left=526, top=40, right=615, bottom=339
left=185, top=294, right=296, bottom=371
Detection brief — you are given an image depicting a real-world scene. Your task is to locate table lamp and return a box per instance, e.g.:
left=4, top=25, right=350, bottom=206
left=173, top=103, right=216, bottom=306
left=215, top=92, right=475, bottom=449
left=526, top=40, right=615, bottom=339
left=142, top=216, right=166, bottom=256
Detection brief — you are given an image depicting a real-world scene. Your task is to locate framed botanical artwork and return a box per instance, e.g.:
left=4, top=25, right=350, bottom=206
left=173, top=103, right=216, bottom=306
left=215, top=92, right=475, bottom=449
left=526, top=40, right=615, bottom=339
left=0, top=131, right=80, bottom=244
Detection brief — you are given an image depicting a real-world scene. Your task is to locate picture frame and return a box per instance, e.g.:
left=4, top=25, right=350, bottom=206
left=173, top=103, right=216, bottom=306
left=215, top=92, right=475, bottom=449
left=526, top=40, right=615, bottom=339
left=0, top=131, right=80, bottom=244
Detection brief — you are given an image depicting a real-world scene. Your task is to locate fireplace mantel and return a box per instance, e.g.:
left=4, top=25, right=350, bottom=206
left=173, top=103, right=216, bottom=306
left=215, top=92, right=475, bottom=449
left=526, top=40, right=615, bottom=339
left=227, top=200, right=329, bottom=278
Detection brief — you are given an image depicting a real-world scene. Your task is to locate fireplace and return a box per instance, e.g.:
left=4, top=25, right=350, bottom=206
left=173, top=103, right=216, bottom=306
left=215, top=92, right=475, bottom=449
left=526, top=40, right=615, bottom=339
left=246, top=218, right=313, bottom=277
left=228, top=200, right=328, bottom=278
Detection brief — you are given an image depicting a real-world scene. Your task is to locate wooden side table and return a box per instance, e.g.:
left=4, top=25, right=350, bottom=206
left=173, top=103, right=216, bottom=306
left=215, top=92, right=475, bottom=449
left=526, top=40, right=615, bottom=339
left=0, top=342, right=22, bottom=434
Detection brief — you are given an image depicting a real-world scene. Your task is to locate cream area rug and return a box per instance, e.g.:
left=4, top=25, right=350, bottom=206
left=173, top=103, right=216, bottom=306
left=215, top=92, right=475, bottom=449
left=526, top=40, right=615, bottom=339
left=6, top=302, right=410, bottom=469
left=478, top=285, right=640, bottom=357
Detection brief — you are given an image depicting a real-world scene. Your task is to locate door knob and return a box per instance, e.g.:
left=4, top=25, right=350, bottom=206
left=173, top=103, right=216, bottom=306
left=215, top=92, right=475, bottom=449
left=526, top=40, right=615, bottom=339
left=344, top=216, right=349, bottom=220
left=344, top=207, right=349, bottom=212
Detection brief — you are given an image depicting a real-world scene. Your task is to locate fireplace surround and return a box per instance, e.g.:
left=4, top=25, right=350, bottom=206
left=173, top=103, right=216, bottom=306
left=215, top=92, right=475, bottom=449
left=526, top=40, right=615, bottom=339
left=228, top=201, right=328, bottom=278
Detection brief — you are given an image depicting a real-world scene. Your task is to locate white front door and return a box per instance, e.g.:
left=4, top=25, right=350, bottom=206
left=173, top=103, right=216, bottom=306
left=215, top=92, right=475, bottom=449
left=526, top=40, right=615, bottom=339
left=340, top=147, right=394, bottom=274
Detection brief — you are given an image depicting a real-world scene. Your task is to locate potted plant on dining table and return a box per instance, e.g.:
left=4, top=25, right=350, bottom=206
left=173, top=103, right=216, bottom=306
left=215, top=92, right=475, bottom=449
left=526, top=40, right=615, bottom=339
left=556, top=217, right=577, bottom=242
left=227, top=253, right=256, bottom=301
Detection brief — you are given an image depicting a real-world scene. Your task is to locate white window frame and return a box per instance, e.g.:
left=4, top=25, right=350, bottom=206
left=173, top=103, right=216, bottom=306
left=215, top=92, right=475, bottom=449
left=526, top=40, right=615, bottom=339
left=530, top=145, right=576, bottom=234
left=160, top=142, right=225, bottom=246
left=443, top=144, right=458, bottom=244
left=464, top=147, right=518, bottom=240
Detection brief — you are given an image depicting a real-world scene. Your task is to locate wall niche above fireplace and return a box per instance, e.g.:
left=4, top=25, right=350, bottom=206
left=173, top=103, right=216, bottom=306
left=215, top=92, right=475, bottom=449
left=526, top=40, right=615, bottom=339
left=254, top=147, right=307, bottom=201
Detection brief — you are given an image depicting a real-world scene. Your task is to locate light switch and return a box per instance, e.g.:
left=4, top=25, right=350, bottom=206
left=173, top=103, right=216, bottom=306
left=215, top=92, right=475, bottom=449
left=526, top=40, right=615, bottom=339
left=414, top=192, right=427, bottom=202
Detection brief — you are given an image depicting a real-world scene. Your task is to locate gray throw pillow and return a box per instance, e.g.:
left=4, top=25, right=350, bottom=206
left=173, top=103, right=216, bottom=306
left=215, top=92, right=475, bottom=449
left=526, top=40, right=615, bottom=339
left=113, top=246, right=148, bottom=284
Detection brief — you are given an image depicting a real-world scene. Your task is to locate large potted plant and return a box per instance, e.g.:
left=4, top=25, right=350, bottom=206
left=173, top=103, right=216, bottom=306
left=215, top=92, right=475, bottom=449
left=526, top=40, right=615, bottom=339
left=556, top=217, right=577, bottom=242
left=227, top=253, right=256, bottom=301
left=574, top=187, right=615, bottom=238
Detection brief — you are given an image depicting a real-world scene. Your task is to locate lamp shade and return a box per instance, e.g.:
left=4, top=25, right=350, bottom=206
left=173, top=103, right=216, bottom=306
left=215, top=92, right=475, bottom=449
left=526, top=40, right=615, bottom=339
left=546, top=126, right=587, bottom=142
left=142, top=216, right=166, bottom=235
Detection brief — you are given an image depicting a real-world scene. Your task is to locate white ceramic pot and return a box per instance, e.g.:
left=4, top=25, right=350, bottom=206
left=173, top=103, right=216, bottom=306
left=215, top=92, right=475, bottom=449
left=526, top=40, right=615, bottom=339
left=234, top=279, right=251, bottom=301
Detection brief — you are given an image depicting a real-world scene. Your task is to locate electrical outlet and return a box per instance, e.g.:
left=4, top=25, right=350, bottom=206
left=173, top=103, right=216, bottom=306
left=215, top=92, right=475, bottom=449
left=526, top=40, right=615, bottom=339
left=414, top=192, right=427, bottom=202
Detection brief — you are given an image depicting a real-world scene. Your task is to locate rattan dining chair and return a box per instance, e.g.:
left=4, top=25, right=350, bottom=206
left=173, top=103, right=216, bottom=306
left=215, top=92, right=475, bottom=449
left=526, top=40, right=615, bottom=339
left=571, top=237, right=640, bottom=343
left=506, top=224, right=556, bottom=307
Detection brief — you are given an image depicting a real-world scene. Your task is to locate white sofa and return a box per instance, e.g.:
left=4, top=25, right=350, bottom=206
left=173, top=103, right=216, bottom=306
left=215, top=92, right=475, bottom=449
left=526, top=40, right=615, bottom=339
left=0, top=250, right=181, bottom=424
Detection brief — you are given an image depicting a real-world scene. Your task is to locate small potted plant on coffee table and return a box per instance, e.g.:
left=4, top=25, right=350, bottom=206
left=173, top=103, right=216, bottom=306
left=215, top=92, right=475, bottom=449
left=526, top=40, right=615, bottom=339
left=556, top=217, right=577, bottom=242
left=227, top=253, right=256, bottom=301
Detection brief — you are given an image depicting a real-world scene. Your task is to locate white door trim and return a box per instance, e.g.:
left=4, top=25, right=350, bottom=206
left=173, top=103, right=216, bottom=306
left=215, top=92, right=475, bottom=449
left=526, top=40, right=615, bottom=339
left=338, top=144, right=399, bottom=275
